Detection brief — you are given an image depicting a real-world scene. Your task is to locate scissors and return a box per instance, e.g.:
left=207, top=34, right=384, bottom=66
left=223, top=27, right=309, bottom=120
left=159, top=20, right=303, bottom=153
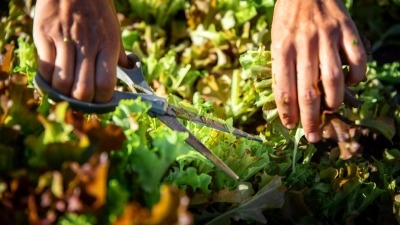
left=33, top=53, right=262, bottom=180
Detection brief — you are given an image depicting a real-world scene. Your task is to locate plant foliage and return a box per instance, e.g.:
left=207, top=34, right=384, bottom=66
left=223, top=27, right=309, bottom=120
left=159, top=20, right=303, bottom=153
left=1, top=0, right=399, bottom=224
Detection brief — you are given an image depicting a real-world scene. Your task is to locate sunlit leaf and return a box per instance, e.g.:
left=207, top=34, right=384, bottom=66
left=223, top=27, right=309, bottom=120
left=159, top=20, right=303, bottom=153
left=113, top=185, right=193, bottom=225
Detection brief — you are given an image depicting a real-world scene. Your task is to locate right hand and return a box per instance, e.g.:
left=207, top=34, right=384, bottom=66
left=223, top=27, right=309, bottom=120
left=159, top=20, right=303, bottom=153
left=270, top=0, right=367, bottom=143
left=33, top=0, right=130, bottom=103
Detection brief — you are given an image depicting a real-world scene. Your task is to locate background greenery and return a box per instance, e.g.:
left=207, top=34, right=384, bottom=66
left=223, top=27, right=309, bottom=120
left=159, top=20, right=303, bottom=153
left=0, top=0, right=399, bottom=224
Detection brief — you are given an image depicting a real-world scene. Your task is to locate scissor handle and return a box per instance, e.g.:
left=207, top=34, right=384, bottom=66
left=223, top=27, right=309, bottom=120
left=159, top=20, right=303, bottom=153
left=34, top=73, right=169, bottom=114
left=117, top=53, right=154, bottom=94
left=34, top=53, right=168, bottom=114
left=33, top=73, right=119, bottom=113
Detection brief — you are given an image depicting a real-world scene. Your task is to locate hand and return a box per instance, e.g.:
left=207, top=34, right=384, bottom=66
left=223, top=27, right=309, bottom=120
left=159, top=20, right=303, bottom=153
left=270, top=0, right=367, bottom=143
left=33, top=0, right=130, bottom=103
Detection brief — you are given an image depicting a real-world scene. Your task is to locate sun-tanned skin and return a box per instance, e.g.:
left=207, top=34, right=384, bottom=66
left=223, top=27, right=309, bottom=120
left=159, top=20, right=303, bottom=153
left=271, top=0, right=367, bottom=143
left=33, top=0, right=130, bottom=103
left=33, top=0, right=367, bottom=143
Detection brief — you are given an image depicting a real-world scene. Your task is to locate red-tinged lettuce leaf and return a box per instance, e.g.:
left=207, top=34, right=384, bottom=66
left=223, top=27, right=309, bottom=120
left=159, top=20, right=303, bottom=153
left=0, top=152, right=111, bottom=224
left=190, top=182, right=254, bottom=206
left=1, top=74, right=41, bottom=134
left=205, top=176, right=286, bottom=225
left=25, top=102, right=125, bottom=169
left=0, top=44, right=14, bottom=79
left=73, top=152, right=110, bottom=210
left=65, top=109, right=126, bottom=153
left=113, top=185, right=193, bottom=225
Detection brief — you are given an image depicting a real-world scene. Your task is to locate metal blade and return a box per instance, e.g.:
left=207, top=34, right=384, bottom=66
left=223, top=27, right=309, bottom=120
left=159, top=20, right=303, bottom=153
left=156, top=114, right=239, bottom=180
left=166, top=105, right=262, bottom=142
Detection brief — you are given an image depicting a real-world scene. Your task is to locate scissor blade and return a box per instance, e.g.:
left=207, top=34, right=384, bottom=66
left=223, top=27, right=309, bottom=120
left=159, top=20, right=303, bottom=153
left=166, top=105, right=262, bottom=142
left=156, top=114, right=239, bottom=180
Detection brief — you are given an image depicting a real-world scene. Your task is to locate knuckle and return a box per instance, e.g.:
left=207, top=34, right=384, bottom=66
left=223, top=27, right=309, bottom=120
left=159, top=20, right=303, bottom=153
left=35, top=22, right=51, bottom=34
left=300, top=87, right=320, bottom=105
left=341, top=19, right=355, bottom=29
left=73, top=10, right=95, bottom=24
left=321, top=20, right=340, bottom=35
left=275, top=91, right=293, bottom=107
left=337, top=17, right=351, bottom=28
left=296, top=28, right=318, bottom=44
left=101, top=39, right=120, bottom=50
left=324, top=68, right=342, bottom=83
left=275, top=91, right=297, bottom=124
left=271, top=40, right=292, bottom=55
left=72, top=86, right=94, bottom=102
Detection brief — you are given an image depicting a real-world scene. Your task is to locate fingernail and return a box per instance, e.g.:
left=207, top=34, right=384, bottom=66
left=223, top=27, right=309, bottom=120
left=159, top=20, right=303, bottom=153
left=286, top=123, right=296, bottom=129
left=307, top=132, right=320, bottom=143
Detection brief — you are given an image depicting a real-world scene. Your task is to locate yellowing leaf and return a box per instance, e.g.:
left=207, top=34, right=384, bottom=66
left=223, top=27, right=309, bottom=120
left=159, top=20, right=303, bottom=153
left=113, top=185, right=193, bottom=225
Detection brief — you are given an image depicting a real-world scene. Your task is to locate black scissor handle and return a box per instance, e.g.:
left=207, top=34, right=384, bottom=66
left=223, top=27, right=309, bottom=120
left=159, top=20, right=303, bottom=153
left=33, top=73, right=119, bottom=113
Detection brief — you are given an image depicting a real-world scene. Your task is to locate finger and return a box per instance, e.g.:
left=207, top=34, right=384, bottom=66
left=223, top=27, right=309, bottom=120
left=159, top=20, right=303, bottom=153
left=296, top=34, right=321, bottom=143
left=33, top=33, right=56, bottom=83
left=118, top=41, right=131, bottom=69
left=52, top=39, right=76, bottom=95
left=271, top=43, right=298, bottom=129
left=94, top=45, right=118, bottom=103
left=71, top=43, right=96, bottom=102
left=319, top=34, right=344, bottom=109
left=340, top=20, right=367, bottom=86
